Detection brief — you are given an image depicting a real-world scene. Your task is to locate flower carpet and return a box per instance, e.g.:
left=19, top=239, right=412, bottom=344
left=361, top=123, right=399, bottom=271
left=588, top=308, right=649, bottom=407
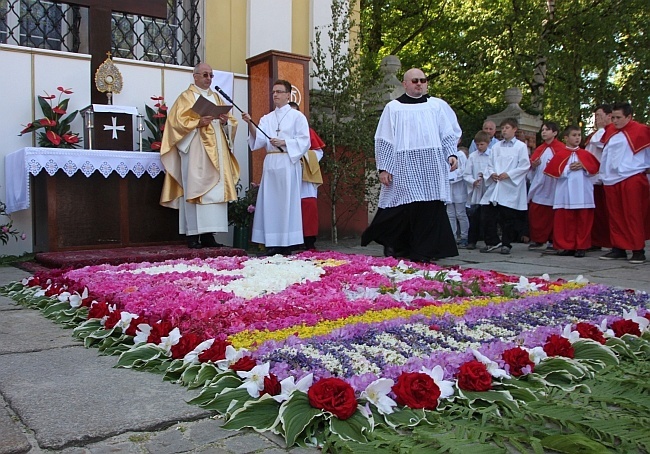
left=3, top=251, right=650, bottom=452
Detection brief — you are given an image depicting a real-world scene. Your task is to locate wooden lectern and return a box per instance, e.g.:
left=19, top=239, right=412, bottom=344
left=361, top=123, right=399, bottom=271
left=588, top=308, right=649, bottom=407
left=246, top=50, right=311, bottom=183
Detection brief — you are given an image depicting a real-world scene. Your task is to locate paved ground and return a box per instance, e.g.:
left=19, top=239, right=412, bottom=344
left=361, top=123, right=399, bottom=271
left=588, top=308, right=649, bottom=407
left=1, top=239, right=648, bottom=453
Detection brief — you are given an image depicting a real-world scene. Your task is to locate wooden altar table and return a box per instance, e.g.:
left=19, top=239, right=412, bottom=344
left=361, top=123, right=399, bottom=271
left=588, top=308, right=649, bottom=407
left=5, top=147, right=182, bottom=252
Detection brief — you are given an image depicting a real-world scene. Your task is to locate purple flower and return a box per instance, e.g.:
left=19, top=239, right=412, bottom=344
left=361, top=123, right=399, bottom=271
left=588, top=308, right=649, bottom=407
left=247, top=205, right=255, bottom=213
left=1, top=226, right=8, bottom=233
left=20, top=233, right=27, bottom=240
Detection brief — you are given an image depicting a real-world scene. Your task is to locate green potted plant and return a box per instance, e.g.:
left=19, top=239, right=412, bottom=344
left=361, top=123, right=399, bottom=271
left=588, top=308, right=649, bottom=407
left=228, top=182, right=259, bottom=249
left=19, top=86, right=80, bottom=148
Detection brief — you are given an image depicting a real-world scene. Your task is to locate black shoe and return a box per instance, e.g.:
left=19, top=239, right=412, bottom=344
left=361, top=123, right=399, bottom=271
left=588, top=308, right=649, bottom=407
left=600, top=249, right=627, bottom=260
left=629, top=251, right=646, bottom=264
left=557, top=250, right=575, bottom=256
left=200, top=233, right=224, bottom=248
left=574, top=250, right=586, bottom=258
left=187, top=235, right=203, bottom=249
left=384, top=245, right=396, bottom=257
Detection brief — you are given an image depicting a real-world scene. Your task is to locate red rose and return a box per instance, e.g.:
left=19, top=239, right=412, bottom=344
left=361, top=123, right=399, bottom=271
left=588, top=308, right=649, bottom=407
left=261, top=373, right=281, bottom=397
left=147, top=320, right=173, bottom=344
left=543, top=334, right=575, bottom=358
left=229, top=356, right=257, bottom=372
left=198, top=339, right=231, bottom=363
left=88, top=301, right=111, bottom=320
left=611, top=319, right=641, bottom=337
left=457, top=360, right=492, bottom=392
left=575, top=322, right=606, bottom=344
left=170, top=332, right=203, bottom=359
left=502, top=347, right=535, bottom=377
left=307, top=377, right=358, bottom=420
left=104, top=310, right=122, bottom=329
left=391, top=372, right=440, bottom=410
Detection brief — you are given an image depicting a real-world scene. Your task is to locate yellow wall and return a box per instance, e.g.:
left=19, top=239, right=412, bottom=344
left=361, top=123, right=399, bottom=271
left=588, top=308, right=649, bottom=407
left=291, top=0, right=310, bottom=56
left=204, top=1, right=311, bottom=74
left=204, top=0, right=247, bottom=74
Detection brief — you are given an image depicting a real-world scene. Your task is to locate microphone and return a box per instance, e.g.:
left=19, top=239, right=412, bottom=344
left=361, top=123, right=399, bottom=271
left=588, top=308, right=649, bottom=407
left=215, top=84, right=283, bottom=151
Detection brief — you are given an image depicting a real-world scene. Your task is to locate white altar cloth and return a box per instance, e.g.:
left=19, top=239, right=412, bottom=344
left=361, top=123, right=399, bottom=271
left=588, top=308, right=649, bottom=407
left=5, top=147, right=164, bottom=214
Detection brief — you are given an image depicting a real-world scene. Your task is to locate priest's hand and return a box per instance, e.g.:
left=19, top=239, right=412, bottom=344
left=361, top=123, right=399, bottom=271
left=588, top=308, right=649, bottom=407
left=198, top=115, right=214, bottom=127
left=218, top=114, right=229, bottom=125
left=448, top=156, right=458, bottom=171
left=379, top=170, right=392, bottom=186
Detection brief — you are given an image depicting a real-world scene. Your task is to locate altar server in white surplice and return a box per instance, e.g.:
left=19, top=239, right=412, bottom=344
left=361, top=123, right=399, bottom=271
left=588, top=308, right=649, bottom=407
left=361, top=67, right=462, bottom=263
left=160, top=62, right=239, bottom=249
left=241, top=79, right=310, bottom=255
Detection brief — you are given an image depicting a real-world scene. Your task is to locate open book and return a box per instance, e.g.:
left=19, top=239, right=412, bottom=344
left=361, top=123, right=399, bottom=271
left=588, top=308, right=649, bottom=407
left=191, top=96, right=232, bottom=117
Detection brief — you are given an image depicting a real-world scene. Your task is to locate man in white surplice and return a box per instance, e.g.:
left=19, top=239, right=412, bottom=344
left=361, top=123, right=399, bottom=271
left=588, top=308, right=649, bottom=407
left=160, top=62, right=240, bottom=249
left=241, top=80, right=310, bottom=255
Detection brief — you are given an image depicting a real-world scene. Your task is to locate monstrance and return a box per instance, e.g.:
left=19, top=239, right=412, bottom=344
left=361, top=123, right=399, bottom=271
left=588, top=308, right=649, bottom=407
left=94, top=52, right=123, bottom=105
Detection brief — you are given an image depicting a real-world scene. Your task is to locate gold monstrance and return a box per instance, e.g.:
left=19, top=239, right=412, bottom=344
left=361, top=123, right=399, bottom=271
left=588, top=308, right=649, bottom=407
left=94, top=52, right=123, bottom=105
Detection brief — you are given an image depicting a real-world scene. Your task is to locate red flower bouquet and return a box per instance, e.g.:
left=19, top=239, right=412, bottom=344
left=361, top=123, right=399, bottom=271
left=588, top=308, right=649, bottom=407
left=502, top=347, right=535, bottom=376
left=543, top=334, right=575, bottom=358
left=308, top=377, right=358, bottom=420
left=575, top=322, right=606, bottom=344
left=457, top=360, right=492, bottom=391
left=19, top=86, right=80, bottom=148
left=391, top=371, right=441, bottom=410
left=611, top=319, right=641, bottom=337
left=143, top=95, right=167, bottom=151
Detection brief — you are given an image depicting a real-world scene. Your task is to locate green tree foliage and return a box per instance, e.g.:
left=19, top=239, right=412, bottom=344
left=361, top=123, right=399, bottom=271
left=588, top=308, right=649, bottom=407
left=360, top=0, right=650, bottom=144
left=310, top=0, right=384, bottom=242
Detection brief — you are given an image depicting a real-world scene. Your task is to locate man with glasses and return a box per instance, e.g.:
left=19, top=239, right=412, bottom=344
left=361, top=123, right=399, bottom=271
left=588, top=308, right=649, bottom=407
left=241, top=80, right=310, bottom=255
left=160, top=62, right=240, bottom=249
left=362, top=68, right=462, bottom=262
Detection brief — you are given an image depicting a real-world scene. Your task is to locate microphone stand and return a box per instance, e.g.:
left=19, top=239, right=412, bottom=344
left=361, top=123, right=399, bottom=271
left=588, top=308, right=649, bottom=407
left=214, top=85, right=285, bottom=152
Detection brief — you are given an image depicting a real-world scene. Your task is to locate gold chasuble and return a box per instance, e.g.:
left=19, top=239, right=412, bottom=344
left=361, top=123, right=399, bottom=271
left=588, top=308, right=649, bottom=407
left=160, top=84, right=239, bottom=208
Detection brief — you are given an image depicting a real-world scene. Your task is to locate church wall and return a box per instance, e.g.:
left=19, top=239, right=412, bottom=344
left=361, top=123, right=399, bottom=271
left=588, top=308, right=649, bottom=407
left=247, top=0, right=293, bottom=58
left=205, top=0, right=248, bottom=75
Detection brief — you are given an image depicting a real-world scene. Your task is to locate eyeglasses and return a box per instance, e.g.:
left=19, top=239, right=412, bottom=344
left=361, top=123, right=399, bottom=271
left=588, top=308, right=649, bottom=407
left=194, top=72, right=214, bottom=78
left=410, top=78, right=428, bottom=84
left=272, top=90, right=288, bottom=94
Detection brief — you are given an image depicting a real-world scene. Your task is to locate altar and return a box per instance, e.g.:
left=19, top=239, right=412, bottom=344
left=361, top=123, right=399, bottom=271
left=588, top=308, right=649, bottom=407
left=5, top=147, right=182, bottom=252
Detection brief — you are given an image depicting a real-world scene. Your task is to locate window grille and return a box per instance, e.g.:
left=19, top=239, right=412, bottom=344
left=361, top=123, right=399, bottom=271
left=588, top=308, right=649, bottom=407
left=0, top=0, right=201, bottom=66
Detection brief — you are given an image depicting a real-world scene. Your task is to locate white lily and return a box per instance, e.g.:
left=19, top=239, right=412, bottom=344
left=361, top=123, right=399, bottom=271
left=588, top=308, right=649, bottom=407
left=182, top=338, right=214, bottom=364
left=57, top=291, right=71, bottom=302
left=421, top=365, right=455, bottom=399
left=513, top=276, right=541, bottom=293
left=569, top=275, right=589, bottom=284
left=472, top=349, right=510, bottom=379
left=561, top=324, right=580, bottom=344
left=215, top=345, right=247, bottom=371
left=159, top=327, right=181, bottom=354
left=526, top=346, right=548, bottom=364
left=115, top=312, right=138, bottom=332
left=623, top=309, right=650, bottom=332
left=360, top=378, right=397, bottom=415
left=237, top=363, right=271, bottom=398
left=443, top=270, right=463, bottom=282
left=133, top=323, right=151, bottom=344
left=272, top=373, right=314, bottom=403
left=598, top=319, right=615, bottom=338
left=68, top=288, right=89, bottom=308
left=540, top=273, right=551, bottom=281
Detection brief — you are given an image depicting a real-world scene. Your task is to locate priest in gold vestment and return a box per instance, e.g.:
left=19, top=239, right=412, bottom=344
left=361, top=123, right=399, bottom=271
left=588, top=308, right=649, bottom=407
left=160, top=63, right=240, bottom=248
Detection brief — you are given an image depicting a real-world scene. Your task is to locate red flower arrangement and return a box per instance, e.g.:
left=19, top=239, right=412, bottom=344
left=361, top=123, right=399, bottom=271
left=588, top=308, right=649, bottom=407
left=19, top=86, right=80, bottom=148
left=391, top=372, right=441, bottom=410
left=543, top=334, right=575, bottom=358
left=502, top=347, right=535, bottom=377
left=575, top=322, right=606, bottom=344
left=308, top=377, right=358, bottom=420
left=143, top=95, right=167, bottom=151
left=457, top=360, right=492, bottom=391
left=611, top=319, right=641, bottom=337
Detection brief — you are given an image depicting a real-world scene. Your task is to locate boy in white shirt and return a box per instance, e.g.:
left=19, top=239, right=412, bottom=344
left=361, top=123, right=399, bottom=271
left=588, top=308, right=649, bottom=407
left=447, top=145, right=470, bottom=247
left=463, top=131, right=491, bottom=250
left=479, top=118, right=530, bottom=255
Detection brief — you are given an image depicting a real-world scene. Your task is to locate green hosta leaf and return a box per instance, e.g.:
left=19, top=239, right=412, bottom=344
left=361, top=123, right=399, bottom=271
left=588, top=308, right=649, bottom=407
left=540, top=433, right=609, bottom=453
left=73, top=319, right=103, bottom=339
left=205, top=387, right=251, bottom=414
left=606, top=337, right=638, bottom=359
left=329, top=408, right=371, bottom=443
left=187, top=362, right=221, bottom=389
left=187, top=374, right=241, bottom=407
left=279, top=392, right=323, bottom=446
left=162, top=359, right=189, bottom=382
left=178, top=363, right=201, bottom=386
left=223, top=394, right=281, bottom=432
left=383, top=407, right=428, bottom=428
left=115, top=344, right=167, bottom=369
left=457, top=388, right=518, bottom=410
left=41, top=301, right=71, bottom=318
left=618, top=334, right=650, bottom=358
left=98, top=336, right=133, bottom=356
left=572, top=339, right=619, bottom=367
